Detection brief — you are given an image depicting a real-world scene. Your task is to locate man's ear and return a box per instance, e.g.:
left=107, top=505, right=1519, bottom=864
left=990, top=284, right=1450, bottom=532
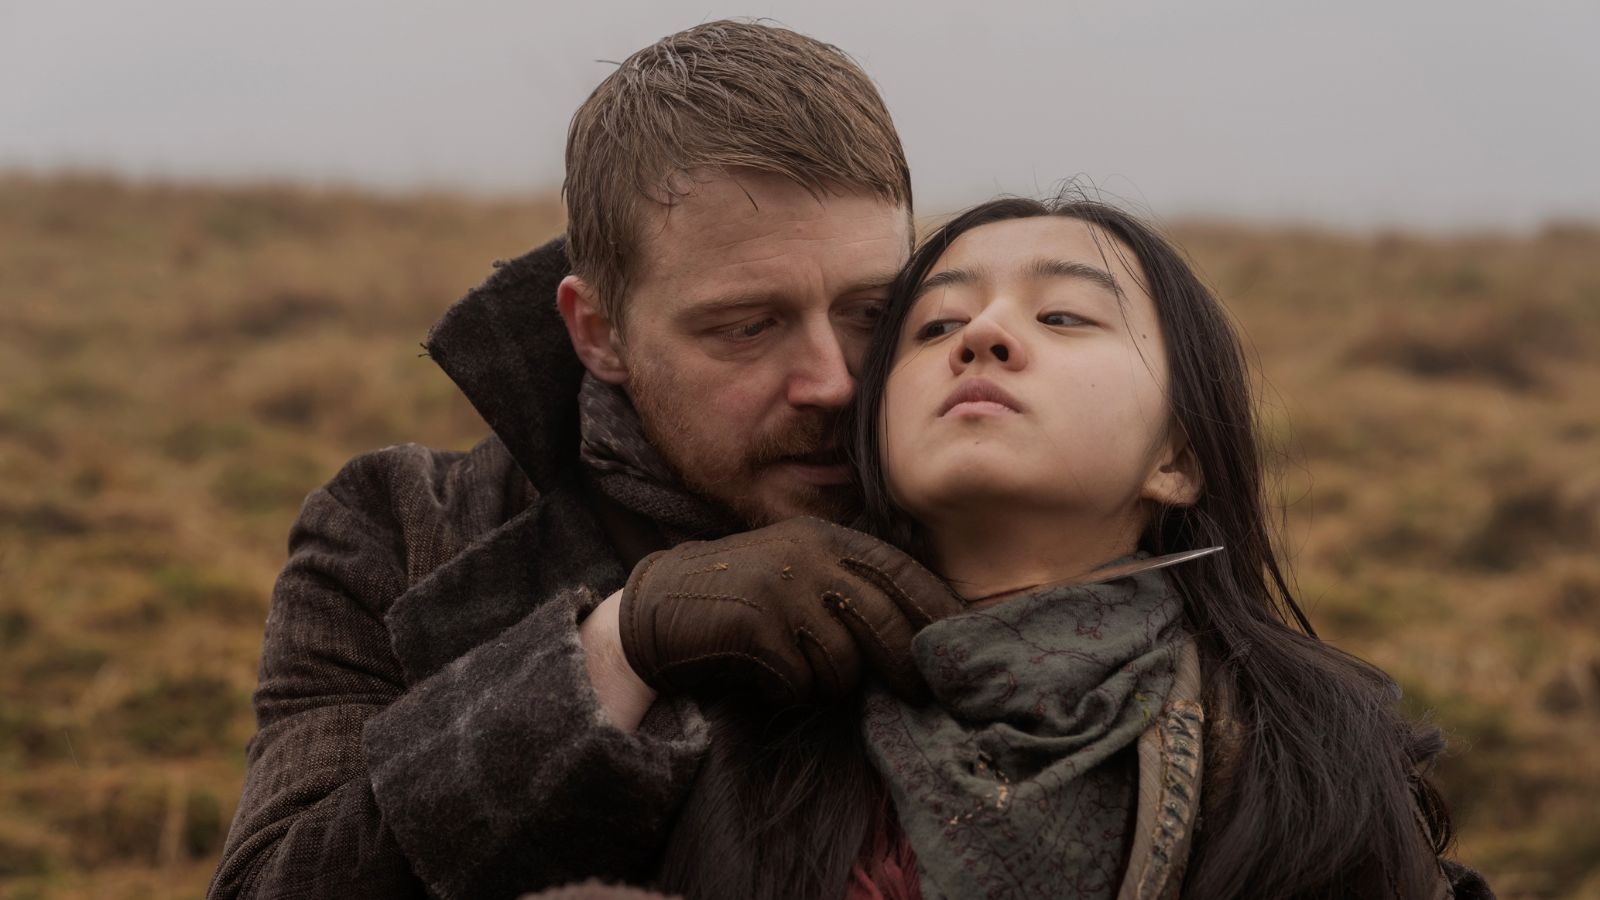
left=556, top=275, right=628, bottom=385
left=1140, top=428, right=1204, bottom=508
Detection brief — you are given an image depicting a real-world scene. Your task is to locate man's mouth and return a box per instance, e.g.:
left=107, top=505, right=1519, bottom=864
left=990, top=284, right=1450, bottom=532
left=782, top=448, right=845, bottom=467
left=772, top=448, right=851, bottom=486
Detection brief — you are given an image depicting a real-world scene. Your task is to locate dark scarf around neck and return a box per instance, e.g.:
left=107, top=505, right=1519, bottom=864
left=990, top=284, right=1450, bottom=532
left=863, top=562, right=1195, bottom=900
left=576, top=373, right=742, bottom=545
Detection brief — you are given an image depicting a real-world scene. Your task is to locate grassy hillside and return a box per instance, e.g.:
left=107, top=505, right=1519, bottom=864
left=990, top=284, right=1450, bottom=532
left=2, top=174, right=1597, bottom=898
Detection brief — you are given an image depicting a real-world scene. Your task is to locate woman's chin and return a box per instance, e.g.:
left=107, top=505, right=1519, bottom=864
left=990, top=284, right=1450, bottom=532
left=894, top=471, right=1050, bottom=522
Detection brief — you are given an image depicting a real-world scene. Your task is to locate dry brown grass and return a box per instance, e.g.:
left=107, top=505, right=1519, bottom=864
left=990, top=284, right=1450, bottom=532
left=2, top=175, right=1597, bottom=898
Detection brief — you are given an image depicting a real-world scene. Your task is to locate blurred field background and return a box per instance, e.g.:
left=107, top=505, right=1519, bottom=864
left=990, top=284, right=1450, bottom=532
left=1, top=173, right=1597, bottom=899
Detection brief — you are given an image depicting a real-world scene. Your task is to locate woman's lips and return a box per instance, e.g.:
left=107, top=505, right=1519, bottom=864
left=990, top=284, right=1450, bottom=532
left=944, top=399, right=1019, bottom=417
left=938, top=377, right=1023, bottom=417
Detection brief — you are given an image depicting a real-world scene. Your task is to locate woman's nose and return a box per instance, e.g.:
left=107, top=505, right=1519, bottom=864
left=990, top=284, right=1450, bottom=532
left=949, top=314, right=1027, bottom=373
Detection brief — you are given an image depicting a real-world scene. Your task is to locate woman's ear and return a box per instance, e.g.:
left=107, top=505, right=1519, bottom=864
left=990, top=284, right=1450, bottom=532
left=556, top=275, right=629, bottom=384
left=1141, top=429, right=1203, bottom=508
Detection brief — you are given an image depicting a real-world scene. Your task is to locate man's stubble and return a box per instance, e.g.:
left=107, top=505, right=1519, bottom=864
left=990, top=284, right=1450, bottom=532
left=624, top=356, right=854, bottom=528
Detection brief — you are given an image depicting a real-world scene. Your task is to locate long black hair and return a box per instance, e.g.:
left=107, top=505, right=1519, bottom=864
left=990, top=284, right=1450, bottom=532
left=851, top=196, right=1453, bottom=898
left=654, top=694, right=882, bottom=900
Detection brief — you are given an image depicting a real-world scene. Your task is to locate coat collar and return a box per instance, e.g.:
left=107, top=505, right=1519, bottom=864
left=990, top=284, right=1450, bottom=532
left=423, top=236, right=583, bottom=493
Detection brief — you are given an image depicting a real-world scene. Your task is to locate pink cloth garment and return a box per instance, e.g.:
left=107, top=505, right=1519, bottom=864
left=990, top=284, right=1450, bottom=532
left=846, top=796, right=922, bottom=900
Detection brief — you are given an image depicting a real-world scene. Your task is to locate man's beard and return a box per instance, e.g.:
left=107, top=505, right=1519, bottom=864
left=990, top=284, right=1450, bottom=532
left=626, top=366, right=855, bottom=528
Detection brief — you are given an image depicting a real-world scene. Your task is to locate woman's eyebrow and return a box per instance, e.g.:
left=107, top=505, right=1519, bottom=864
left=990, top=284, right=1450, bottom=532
left=913, top=259, right=1123, bottom=305
left=913, top=266, right=985, bottom=300
left=1026, top=258, right=1123, bottom=298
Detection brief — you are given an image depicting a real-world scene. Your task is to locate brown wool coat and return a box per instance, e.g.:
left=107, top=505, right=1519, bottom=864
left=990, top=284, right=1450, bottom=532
left=209, top=238, right=715, bottom=900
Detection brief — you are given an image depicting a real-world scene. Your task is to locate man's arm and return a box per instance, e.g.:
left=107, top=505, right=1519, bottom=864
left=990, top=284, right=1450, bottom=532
left=209, top=453, right=707, bottom=900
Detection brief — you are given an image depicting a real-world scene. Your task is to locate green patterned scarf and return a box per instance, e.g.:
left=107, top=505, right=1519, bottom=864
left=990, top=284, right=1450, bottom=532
left=862, top=562, right=1189, bottom=900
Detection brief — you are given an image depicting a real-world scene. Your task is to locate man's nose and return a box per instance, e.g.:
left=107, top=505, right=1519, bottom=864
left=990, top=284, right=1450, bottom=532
left=786, top=319, right=856, bottom=410
left=950, top=313, right=1027, bottom=374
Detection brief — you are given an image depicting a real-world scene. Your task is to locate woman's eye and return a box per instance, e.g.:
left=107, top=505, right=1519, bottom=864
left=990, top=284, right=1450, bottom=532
left=1039, top=311, right=1089, bottom=327
left=915, top=319, right=963, bottom=340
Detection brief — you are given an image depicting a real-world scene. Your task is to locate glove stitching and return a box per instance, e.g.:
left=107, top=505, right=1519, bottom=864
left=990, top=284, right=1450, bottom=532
left=840, top=556, right=940, bottom=624
left=663, top=591, right=762, bottom=610
left=794, top=624, right=846, bottom=691
left=674, top=537, right=803, bottom=561
left=822, top=590, right=893, bottom=655
left=656, top=650, right=797, bottom=698
left=678, top=562, right=732, bottom=576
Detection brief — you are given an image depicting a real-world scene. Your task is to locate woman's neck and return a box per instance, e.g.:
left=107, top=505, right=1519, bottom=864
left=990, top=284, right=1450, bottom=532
left=924, top=506, right=1145, bottom=605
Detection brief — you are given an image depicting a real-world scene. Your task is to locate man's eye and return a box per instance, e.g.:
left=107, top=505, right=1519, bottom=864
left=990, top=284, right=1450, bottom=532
left=852, top=301, right=886, bottom=326
left=727, top=317, right=777, bottom=340
left=915, top=319, right=963, bottom=340
left=1039, top=311, right=1089, bottom=327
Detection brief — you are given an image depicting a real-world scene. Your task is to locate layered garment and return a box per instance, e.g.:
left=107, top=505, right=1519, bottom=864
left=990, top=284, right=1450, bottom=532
left=864, top=564, right=1203, bottom=900
left=209, top=238, right=724, bottom=900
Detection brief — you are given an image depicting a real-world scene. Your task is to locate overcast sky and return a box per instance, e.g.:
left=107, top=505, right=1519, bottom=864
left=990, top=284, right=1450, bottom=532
left=3, top=0, right=1596, bottom=230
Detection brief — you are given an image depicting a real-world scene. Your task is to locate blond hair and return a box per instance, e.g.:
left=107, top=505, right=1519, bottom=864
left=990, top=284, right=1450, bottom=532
left=562, top=20, right=912, bottom=324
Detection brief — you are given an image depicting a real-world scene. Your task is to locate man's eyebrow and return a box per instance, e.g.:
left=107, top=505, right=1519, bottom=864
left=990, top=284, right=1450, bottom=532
left=684, top=271, right=902, bottom=317
left=838, top=271, right=902, bottom=296
left=1026, top=258, right=1124, bottom=297
left=678, top=293, right=780, bottom=319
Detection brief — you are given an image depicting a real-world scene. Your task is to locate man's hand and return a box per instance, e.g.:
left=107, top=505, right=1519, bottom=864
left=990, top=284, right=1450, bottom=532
left=618, top=517, right=966, bottom=704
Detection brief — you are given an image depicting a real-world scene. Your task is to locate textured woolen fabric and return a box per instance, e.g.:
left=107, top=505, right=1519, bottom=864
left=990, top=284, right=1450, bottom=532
left=210, top=239, right=718, bottom=900
left=577, top=373, right=741, bottom=543
left=863, top=562, right=1186, bottom=900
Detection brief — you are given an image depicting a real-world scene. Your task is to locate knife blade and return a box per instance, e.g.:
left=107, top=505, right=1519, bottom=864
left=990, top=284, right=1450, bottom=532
left=1073, top=545, right=1226, bottom=586
left=964, top=545, right=1226, bottom=607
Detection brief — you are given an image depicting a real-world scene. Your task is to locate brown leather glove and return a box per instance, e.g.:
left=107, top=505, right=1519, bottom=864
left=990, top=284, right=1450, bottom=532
left=618, top=517, right=965, bottom=704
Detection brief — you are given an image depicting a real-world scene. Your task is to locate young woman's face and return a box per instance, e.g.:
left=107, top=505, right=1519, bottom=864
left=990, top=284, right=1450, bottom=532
left=882, top=216, right=1193, bottom=529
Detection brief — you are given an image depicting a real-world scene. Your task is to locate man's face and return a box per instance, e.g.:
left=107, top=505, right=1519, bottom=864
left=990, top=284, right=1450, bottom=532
left=615, top=171, right=910, bottom=526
